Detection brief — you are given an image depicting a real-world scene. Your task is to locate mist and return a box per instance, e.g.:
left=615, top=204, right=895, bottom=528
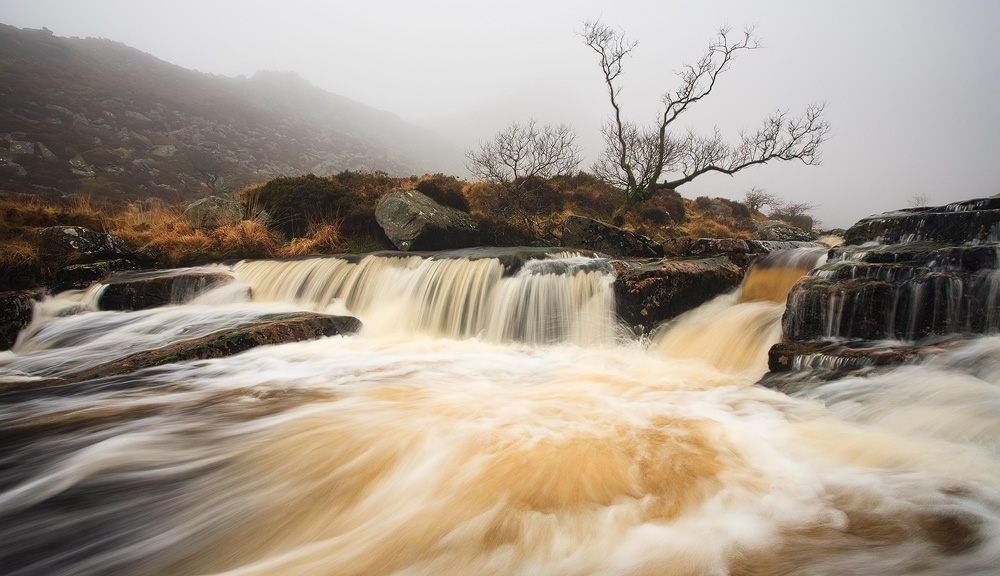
left=2, top=0, right=999, bottom=228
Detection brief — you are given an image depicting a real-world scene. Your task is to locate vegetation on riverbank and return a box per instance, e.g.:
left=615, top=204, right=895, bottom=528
left=0, top=170, right=813, bottom=291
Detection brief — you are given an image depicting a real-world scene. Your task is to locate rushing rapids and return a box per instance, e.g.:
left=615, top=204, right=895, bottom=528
left=1, top=249, right=1000, bottom=575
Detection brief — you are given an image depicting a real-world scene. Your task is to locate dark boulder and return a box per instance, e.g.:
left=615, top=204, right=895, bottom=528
left=375, top=188, right=480, bottom=251
left=562, top=215, right=663, bottom=259
left=55, top=259, right=141, bottom=291
left=613, top=257, right=744, bottom=333
left=0, top=289, right=43, bottom=350
left=97, top=269, right=237, bottom=311
left=27, top=226, right=149, bottom=264
left=181, top=196, right=245, bottom=230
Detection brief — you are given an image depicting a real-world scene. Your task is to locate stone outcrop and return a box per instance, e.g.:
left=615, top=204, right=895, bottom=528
left=562, top=216, right=663, bottom=259
left=612, top=257, right=744, bottom=333
left=755, top=220, right=812, bottom=242
left=375, top=189, right=480, bottom=251
left=28, top=226, right=146, bottom=263
left=97, top=269, right=237, bottom=311
left=55, top=259, right=142, bottom=291
left=181, top=196, right=245, bottom=230
left=4, top=313, right=362, bottom=390
left=843, top=197, right=1000, bottom=245
left=24, top=226, right=157, bottom=291
left=765, top=197, right=1000, bottom=385
left=0, top=289, right=43, bottom=350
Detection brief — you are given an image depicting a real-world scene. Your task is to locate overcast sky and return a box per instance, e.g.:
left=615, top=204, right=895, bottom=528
left=3, top=0, right=999, bottom=228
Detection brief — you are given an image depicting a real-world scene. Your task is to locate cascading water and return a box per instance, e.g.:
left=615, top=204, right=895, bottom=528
left=1, top=249, right=999, bottom=575
left=232, top=252, right=619, bottom=345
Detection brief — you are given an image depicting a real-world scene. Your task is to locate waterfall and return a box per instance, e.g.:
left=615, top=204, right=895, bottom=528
left=783, top=245, right=1000, bottom=341
left=233, top=252, right=619, bottom=345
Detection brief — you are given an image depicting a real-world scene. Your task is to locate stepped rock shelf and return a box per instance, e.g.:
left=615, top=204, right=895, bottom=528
left=765, top=197, right=1000, bottom=387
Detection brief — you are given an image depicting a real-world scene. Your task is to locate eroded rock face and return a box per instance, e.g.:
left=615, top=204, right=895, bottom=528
left=375, top=189, right=479, bottom=251
left=562, top=215, right=663, bottom=259
left=843, top=197, right=1000, bottom=245
left=0, top=290, right=43, bottom=350
left=181, top=196, right=245, bottom=230
left=768, top=196, right=1000, bottom=383
left=612, top=257, right=744, bottom=333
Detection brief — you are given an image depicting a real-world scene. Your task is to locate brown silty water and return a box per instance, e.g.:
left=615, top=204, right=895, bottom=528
left=0, top=250, right=998, bottom=575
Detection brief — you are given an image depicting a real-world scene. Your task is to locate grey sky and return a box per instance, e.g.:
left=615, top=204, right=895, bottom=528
left=3, top=0, right=998, bottom=228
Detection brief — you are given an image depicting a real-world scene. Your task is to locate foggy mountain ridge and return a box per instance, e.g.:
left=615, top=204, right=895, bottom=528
left=0, top=24, right=463, bottom=203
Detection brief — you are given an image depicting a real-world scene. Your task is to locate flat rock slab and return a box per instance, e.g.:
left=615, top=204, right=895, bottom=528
left=97, top=269, right=236, bottom=310
left=844, top=197, right=1000, bottom=245
left=4, top=312, right=362, bottom=391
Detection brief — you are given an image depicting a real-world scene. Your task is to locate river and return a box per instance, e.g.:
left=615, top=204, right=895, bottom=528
left=1, top=251, right=998, bottom=575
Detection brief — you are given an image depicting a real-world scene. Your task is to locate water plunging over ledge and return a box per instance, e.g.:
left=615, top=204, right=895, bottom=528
left=1, top=249, right=999, bottom=575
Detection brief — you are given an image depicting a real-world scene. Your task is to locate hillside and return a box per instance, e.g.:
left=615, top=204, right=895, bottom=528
left=0, top=25, right=462, bottom=203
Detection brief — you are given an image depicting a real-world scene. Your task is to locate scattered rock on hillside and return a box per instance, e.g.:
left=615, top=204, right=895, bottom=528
left=375, top=188, right=480, bottom=251
left=562, top=215, right=663, bottom=259
left=181, top=196, right=244, bottom=230
left=0, top=289, right=43, bottom=350
left=613, top=257, right=744, bottom=333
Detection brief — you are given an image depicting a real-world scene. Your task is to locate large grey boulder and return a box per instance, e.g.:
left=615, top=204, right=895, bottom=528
left=375, top=188, right=479, bottom=251
left=181, top=196, right=244, bottom=230
left=562, top=215, right=663, bottom=258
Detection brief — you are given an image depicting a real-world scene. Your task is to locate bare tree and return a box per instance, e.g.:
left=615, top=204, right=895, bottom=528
left=465, top=120, right=581, bottom=228
left=907, top=193, right=931, bottom=208
left=769, top=199, right=820, bottom=231
left=743, top=187, right=782, bottom=214
left=582, top=20, right=831, bottom=213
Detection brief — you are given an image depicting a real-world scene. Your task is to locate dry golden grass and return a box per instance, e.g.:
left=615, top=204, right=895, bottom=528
left=104, top=202, right=184, bottom=247
left=0, top=238, right=43, bottom=289
left=279, top=223, right=342, bottom=257
left=214, top=221, right=277, bottom=259
left=681, top=219, right=752, bottom=239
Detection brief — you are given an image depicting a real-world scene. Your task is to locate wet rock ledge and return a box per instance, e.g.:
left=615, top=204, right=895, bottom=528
left=763, top=196, right=1000, bottom=388
left=3, top=312, right=362, bottom=392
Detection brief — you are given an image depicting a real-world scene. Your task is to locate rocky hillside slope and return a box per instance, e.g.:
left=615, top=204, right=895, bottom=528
left=0, top=25, right=461, bottom=203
